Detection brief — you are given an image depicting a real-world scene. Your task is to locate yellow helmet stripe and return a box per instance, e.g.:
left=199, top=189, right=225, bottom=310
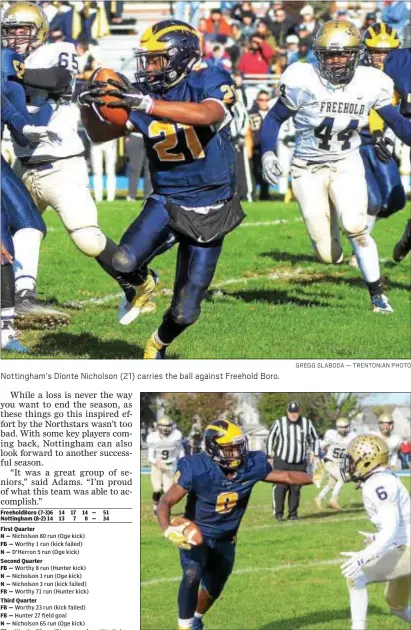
left=207, top=422, right=243, bottom=445
left=141, top=24, right=199, bottom=52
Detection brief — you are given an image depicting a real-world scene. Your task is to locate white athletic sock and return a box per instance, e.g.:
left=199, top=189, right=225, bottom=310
left=93, top=174, right=103, bottom=202
left=178, top=618, right=194, bottom=629
left=194, top=612, right=203, bottom=619
left=401, top=175, right=410, bottom=193
left=331, top=480, right=343, bottom=500
left=13, top=228, right=43, bottom=293
left=318, top=484, right=331, bottom=500
left=391, top=606, right=411, bottom=622
left=106, top=173, right=116, bottom=202
left=278, top=176, right=288, bottom=195
left=366, top=215, right=376, bottom=234
left=1, top=307, right=15, bottom=326
left=349, top=584, right=368, bottom=630
left=350, top=233, right=380, bottom=284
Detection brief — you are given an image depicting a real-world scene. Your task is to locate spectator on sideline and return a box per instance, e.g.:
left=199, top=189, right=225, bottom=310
left=382, top=0, right=409, bottom=39
left=360, top=11, right=378, bottom=36
left=90, top=140, right=117, bottom=203
left=205, top=44, right=232, bottom=72
left=240, top=10, right=257, bottom=40
left=289, top=38, right=317, bottom=65
left=266, top=401, right=320, bottom=522
left=238, top=34, right=274, bottom=75
left=125, top=132, right=152, bottom=201
left=255, top=19, right=278, bottom=52
left=399, top=437, right=411, bottom=469
left=232, top=71, right=249, bottom=108
left=285, top=34, right=299, bottom=62
left=205, top=8, right=232, bottom=42
left=299, top=5, right=319, bottom=37
left=268, top=6, right=296, bottom=48
left=104, top=1, right=124, bottom=24
left=249, top=89, right=272, bottom=200
left=75, top=36, right=100, bottom=81
left=231, top=1, right=256, bottom=24
left=226, top=22, right=247, bottom=66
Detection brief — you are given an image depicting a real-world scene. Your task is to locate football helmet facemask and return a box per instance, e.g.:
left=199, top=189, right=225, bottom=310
left=336, top=417, right=350, bottom=436
left=157, top=416, right=173, bottom=436
left=341, top=434, right=388, bottom=482
left=135, top=19, right=201, bottom=94
left=378, top=414, right=394, bottom=435
left=204, top=420, right=248, bottom=470
left=2, top=2, right=49, bottom=57
left=363, top=22, right=400, bottom=68
left=313, top=20, right=363, bottom=85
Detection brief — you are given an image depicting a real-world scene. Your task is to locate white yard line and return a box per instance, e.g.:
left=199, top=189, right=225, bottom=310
left=240, top=218, right=303, bottom=227
left=141, top=557, right=342, bottom=587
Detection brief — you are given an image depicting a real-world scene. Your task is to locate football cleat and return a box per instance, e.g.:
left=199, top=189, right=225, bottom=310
left=314, top=496, right=322, bottom=509
left=328, top=499, right=341, bottom=510
left=143, top=332, right=167, bottom=359
left=192, top=617, right=204, bottom=630
left=1, top=322, right=30, bottom=354
left=118, top=270, right=158, bottom=326
left=15, top=290, right=71, bottom=329
left=371, top=294, right=393, bottom=314
left=393, top=219, right=411, bottom=263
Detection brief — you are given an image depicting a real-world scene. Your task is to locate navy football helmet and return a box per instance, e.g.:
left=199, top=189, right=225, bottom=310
left=135, top=19, right=201, bottom=94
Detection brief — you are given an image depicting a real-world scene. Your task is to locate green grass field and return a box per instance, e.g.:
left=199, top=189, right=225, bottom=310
left=141, top=473, right=411, bottom=630
left=7, top=199, right=411, bottom=359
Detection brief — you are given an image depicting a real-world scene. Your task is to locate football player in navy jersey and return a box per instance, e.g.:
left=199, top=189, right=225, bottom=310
left=79, top=20, right=245, bottom=359
left=1, top=46, right=67, bottom=350
left=383, top=47, right=411, bottom=262
left=157, top=420, right=313, bottom=630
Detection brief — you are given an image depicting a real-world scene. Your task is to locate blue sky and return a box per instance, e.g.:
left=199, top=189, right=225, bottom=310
left=360, top=393, right=411, bottom=406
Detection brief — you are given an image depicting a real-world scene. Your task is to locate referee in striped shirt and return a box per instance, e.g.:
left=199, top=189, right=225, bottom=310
left=266, top=401, right=320, bottom=521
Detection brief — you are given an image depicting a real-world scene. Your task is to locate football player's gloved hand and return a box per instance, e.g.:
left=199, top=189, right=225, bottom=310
left=22, top=125, right=59, bottom=143
left=358, top=530, right=376, bottom=546
left=155, top=458, right=166, bottom=471
left=77, top=81, right=107, bottom=107
left=164, top=525, right=192, bottom=550
left=105, top=78, right=154, bottom=114
left=372, top=131, right=394, bottom=163
left=340, top=551, right=366, bottom=580
left=262, top=151, right=283, bottom=186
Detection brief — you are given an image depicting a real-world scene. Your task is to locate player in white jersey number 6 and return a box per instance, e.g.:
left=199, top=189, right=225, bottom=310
left=340, top=434, right=411, bottom=630
left=261, top=20, right=411, bottom=314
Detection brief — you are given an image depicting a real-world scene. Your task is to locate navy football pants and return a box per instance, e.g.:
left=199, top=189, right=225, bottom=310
left=178, top=537, right=236, bottom=618
left=1, top=156, right=46, bottom=263
left=114, top=193, right=223, bottom=344
left=360, top=144, right=406, bottom=218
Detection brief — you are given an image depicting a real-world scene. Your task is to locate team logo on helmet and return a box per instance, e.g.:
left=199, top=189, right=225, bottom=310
left=340, top=434, right=388, bottom=482
left=135, top=19, right=201, bottom=94
left=2, top=2, right=49, bottom=58
left=204, top=420, right=248, bottom=470
left=313, top=20, right=363, bottom=85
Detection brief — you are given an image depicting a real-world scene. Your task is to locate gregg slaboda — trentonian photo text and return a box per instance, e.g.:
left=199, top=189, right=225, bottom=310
left=140, top=392, right=411, bottom=630
left=0, top=0, right=410, bottom=360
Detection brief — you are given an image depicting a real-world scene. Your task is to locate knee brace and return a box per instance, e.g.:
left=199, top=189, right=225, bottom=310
left=112, top=244, right=138, bottom=274
left=182, top=565, right=202, bottom=589
left=70, top=227, right=106, bottom=257
left=313, top=238, right=343, bottom=264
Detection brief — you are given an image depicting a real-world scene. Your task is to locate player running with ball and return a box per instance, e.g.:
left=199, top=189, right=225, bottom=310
left=261, top=20, right=411, bottom=314
left=157, top=420, right=313, bottom=630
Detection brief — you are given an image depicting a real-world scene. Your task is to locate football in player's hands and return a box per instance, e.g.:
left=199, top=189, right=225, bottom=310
left=91, top=68, right=130, bottom=126
left=170, top=516, right=203, bottom=546
left=80, top=68, right=130, bottom=141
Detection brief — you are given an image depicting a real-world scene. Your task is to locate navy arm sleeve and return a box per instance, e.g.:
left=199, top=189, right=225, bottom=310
left=24, top=67, right=72, bottom=94
left=261, top=99, right=294, bottom=155
left=1, top=94, right=28, bottom=132
left=377, top=103, right=411, bottom=146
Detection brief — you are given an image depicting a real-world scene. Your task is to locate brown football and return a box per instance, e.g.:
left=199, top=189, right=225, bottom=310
left=93, top=67, right=129, bottom=126
left=170, top=516, right=203, bottom=546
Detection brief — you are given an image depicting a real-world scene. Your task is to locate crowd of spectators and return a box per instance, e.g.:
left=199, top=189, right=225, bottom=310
left=195, top=1, right=411, bottom=80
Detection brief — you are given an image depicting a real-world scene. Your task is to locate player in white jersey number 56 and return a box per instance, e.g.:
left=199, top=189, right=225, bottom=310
left=340, top=434, right=411, bottom=630
left=261, top=20, right=411, bottom=314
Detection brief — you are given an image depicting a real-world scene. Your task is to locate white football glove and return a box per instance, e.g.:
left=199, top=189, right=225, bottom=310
left=262, top=151, right=283, bottom=186
left=164, top=525, right=192, bottom=550
left=340, top=551, right=366, bottom=580
left=22, top=125, right=59, bottom=143
left=358, top=530, right=376, bottom=546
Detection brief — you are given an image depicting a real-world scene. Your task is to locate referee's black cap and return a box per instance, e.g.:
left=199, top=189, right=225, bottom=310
left=287, top=400, right=300, bottom=413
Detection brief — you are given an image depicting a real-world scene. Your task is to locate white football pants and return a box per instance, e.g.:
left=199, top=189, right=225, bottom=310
left=150, top=465, right=174, bottom=494
left=291, top=152, right=368, bottom=264
left=14, top=155, right=106, bottom=257
left=90, top=139, right=117, bottom=202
